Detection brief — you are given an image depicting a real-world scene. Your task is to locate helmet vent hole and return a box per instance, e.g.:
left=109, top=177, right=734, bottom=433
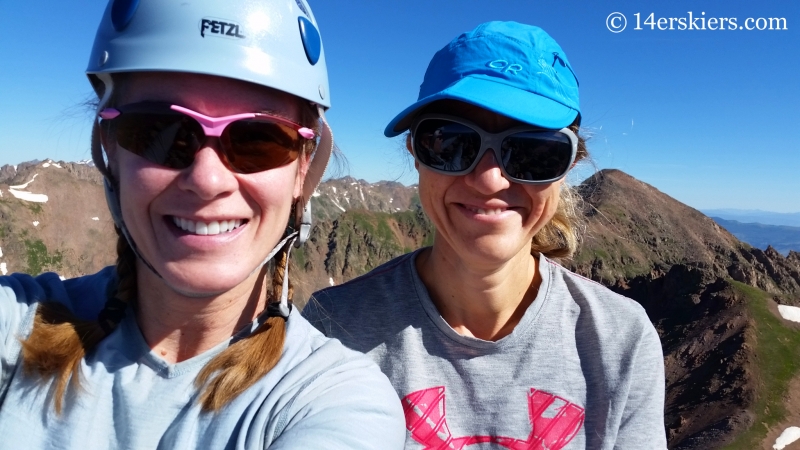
left=111, top=0, right=140, bottom=31
left=298, top=17, right=321, bottom=65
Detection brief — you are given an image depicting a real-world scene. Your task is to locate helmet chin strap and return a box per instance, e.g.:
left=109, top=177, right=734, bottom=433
left=269, top=105, right=333, bottom=317
left=92, top=73, right=164, bottom=282
left=294, top=105, right=333, bottom=247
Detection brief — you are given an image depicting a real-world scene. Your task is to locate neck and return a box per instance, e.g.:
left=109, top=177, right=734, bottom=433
left=135, top=264, right=269, bottom=363
left=416, top=243, right=540, bottom=342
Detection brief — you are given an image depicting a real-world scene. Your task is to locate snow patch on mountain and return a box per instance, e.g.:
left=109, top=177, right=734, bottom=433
left=8, top=173, right=49, bottom=203
left=774, top=427, right=800, bottom=449
left=10, top=174, right=39, bottom=190
left=9, top=190, right=48, bottom=202
left=778, top=305, right=800, bottom=323
left=42, top=160, right=63, bottom=169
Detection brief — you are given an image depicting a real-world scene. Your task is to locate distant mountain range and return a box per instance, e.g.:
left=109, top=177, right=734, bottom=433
left=703, top=209, right=800, bottom=227
left=3, top=160, right=800, bottom=449
left=709, top=217, right=800, bottom=256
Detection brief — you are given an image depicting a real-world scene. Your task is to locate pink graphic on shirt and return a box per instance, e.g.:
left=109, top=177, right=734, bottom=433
left=402, top=386, right=585, bottom=450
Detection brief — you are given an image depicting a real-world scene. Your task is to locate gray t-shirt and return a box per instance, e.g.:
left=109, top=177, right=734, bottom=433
left=0, top=268, right=405, bottom=449
left=303, top=250, right=667, bottom=449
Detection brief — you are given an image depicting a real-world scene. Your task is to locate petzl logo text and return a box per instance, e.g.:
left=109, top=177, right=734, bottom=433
left=200, top=18, right=246, bottom=39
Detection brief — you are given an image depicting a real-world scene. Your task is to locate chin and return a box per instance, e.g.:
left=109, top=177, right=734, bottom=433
left=158, top=263, right=256, bottom=298
left=460, top=238, right=529, bottom=265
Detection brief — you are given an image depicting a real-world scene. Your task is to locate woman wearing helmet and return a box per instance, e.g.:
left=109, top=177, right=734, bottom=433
left=305, top=22, right=668, bottom=448
left=0, top=1, right=404, bottom=448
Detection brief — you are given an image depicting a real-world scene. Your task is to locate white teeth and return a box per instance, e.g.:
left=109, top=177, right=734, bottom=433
left=468, top=207, right=505, bottom=216
left=172, top=216, right=244, bottom=235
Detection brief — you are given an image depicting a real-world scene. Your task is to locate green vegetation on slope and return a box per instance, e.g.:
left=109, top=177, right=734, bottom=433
left=723, top=281, right=800, bottom=449
left=24, top=238, right=64, bottom=275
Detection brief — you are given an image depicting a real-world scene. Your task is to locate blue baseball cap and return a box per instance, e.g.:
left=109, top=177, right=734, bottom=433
left=385, top=21, right=580, bottom=137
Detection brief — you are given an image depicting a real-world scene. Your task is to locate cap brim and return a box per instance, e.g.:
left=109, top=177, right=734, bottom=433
left=384, top=75, right=579, bottom=137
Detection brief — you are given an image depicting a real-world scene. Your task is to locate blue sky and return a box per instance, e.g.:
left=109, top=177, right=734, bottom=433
left=1, top=0, right=798, bottom=212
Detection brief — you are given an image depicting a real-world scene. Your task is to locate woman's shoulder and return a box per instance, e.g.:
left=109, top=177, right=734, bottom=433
left=0, top=268, right=116, bottom=383
left=539, top=257, right=663, bottom=372
left=544, top=257, right=640, bottom=302
left=541, top=256, right=653, bottom=330
left=321, top=251, right=416, bottom=294
left=264, top=312, right=406, bottom=448
left=284, top=310, right=388, bottom=374
left=302, top=251, right=420, bottom=340
left=0, top=267, right=116, bottom=318
left=307, top=250, right=417, bottom=310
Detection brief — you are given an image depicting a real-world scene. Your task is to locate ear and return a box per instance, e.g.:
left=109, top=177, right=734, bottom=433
left=293, top=152, right=312, bottom=200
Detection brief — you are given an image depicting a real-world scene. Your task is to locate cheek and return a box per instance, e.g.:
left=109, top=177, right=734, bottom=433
left=526, top=183, right=563, bottom=222
left=246, top=163, right=301, bottom=214
left=416, top=169, right=447, bottom=215
left=116, top=152, right=173, bottom=219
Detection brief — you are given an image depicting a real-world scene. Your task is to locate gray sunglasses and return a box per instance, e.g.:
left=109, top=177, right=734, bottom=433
left=410, top=113, right=578, bottom=184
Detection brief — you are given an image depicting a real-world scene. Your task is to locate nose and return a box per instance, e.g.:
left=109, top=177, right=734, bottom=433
left=176, top=139, right=238, bottom=200
left=464, top=149, right=511, bottom=193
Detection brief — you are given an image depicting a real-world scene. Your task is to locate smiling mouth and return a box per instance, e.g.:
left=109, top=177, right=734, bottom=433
left=171, top=216, right=246, bottom=236
left=464, top=205, right=507, bottom=216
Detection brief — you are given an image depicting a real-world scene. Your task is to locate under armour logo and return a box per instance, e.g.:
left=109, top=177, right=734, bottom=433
left=403, top=387, right=585, bottom=450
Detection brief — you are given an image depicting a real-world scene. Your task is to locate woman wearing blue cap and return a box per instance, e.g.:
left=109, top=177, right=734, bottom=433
left=0, top=0, right=404, bottom=448
left=305, top=22, right=667, bottom=448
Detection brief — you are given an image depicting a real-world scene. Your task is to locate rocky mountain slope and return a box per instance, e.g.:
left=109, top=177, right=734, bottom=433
left=0, top=160, right=115, bottom=278
left=2, top=161, right=800, bottom=449
left=567, top=170, right=800, bottom=449
left=310, top=176, right=419, bottom=221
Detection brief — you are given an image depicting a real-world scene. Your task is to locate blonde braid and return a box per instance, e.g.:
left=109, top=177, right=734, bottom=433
left=194, top=244, right=290, bottom=412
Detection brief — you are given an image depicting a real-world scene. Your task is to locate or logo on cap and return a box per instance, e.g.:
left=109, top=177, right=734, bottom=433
left=487, top=60, right=523, bottom=75
left=111, top=0, right=139, bottom=31
left=298, top=17, right=321, bottom=65
left=200, top=18, right=246, bottom=39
